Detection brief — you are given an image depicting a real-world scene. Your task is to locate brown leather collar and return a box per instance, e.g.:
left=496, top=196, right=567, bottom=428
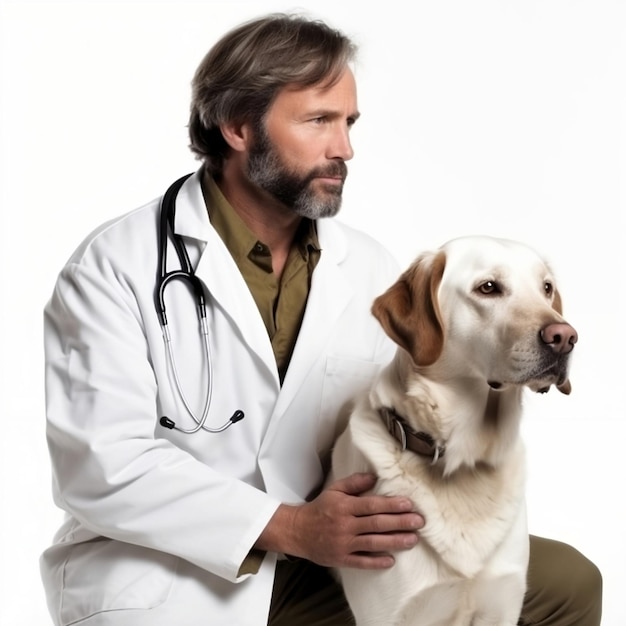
left=379, top=407, right=445, bottom=464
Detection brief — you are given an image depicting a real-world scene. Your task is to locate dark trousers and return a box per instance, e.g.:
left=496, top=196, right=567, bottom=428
left=268, top=535, right=602, bottom=625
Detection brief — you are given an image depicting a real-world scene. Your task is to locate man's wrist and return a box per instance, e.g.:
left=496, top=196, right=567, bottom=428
left=255, top=503, right=301, bottom=557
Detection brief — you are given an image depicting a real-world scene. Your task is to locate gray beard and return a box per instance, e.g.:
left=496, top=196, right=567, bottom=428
left=246, top=129, right=346, bottom=219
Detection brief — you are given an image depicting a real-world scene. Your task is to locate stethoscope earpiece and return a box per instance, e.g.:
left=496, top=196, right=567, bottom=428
left=160, top=416, right=176, bottom=429
left=159, top=410, right=245, bottom=433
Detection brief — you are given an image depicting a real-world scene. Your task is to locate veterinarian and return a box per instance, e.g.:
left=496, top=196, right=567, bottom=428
left=40, top=12, right=602, bottom=626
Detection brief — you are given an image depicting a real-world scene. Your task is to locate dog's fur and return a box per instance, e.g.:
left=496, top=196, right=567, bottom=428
left=330, top=236, right=577, bottom=626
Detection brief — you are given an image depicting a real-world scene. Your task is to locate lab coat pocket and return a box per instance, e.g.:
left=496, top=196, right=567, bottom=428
left=317, top=356, right=381, bottom=454
left=60, top=539, right=178, bottom=625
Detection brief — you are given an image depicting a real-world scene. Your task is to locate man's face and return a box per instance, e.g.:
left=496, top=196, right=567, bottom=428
left=246, top=68, right=359, bottom=219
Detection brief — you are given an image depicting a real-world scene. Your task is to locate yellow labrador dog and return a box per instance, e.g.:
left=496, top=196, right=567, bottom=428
left=330, top=235, right=577, bottom=626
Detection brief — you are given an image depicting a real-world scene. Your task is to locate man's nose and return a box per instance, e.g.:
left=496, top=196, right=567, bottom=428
left=328, top=126, right=354, bottom=161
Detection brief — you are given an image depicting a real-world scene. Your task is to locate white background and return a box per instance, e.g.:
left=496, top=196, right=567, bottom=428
left=1, top=1, right=624, bottom=624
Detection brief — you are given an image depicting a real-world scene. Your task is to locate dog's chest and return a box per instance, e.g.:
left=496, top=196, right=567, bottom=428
left=368, top=431, right=527, bottom=578
left=348, top=410, right=525, bottom=577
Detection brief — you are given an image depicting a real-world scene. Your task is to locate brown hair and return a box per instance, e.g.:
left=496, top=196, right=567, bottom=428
left=188, top=13, right=357, bottom=174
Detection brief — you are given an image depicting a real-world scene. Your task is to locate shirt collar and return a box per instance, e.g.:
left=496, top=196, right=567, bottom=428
left=201, top=170, right=321, bottom=265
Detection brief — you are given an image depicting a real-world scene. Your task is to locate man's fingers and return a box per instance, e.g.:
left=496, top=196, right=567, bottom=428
left=352, top=511, right=424, bottom=535
left=350, top=530, right=419, bottom=555
left=341, top=552, right=397, bottom=570
left=329, top=472, right=378, bottom=496
left=350, top=492, right=419, bottom=518
left=330, top=473, right=419, bottom=517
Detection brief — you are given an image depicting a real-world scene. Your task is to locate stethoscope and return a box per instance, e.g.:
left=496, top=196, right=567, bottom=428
left=155, top=173, right=244, bottom=434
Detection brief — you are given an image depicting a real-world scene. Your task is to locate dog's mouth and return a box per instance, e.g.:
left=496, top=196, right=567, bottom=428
left=532, top=355, right=570, bottom=384
left=488, top=354, right=570, bottom=393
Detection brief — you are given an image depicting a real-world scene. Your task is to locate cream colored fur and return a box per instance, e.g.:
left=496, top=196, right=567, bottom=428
left=330, top=236, right=576, bottom=626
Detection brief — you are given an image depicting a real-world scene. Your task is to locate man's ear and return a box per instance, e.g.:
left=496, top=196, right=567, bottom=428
left=220, top=121, right=253, bottom=152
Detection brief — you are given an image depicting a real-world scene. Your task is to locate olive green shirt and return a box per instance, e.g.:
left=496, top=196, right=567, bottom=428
left=202, top=173, right=321, bottom=384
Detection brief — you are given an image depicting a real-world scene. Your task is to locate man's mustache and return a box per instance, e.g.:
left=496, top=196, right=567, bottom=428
left=308, top=161, right=348, bottom=181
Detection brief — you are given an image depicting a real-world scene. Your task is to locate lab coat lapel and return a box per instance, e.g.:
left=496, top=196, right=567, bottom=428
left=173, top=172, right=278, bottom=383
left=273, top=219, right=353, bottom=413
left=197, top=234, right=278, bottom=377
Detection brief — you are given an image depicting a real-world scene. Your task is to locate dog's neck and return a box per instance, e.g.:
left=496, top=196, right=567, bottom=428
left=373, top=353, right=524, bottom=474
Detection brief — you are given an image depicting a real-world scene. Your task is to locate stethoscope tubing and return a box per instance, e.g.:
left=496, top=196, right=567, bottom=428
left=156, top=173, right=197, bottom=327
left=155, top=173, right=241, bottom=434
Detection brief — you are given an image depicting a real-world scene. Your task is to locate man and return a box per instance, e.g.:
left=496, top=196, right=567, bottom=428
left=41, top=13, right=601, bottom=625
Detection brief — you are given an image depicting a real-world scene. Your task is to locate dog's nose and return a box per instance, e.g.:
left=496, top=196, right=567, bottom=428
left=540, top=323, right=578, bottom=354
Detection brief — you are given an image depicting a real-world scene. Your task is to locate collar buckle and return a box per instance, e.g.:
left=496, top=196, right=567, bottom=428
left=380, top=407, right=445, bottom=464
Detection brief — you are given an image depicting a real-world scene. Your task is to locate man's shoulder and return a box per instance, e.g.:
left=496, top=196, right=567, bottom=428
left=65, top=199, right=160, bottom=266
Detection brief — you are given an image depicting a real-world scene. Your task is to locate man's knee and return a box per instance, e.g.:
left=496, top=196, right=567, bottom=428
left=521, top=535, right=602, bottom=625
left=559, top=543, right=603, bottom=624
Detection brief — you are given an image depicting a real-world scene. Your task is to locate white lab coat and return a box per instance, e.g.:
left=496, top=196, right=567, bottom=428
left=40, top=170, right=399, bottom=625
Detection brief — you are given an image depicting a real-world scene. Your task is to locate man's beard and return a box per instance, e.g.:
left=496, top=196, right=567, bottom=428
left=246, top=125, right=347, bottom=219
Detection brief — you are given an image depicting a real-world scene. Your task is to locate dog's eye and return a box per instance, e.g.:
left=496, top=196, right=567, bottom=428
left=544, top=281, right=554, bottom=297
left=477, top=280, right=501, bottom=295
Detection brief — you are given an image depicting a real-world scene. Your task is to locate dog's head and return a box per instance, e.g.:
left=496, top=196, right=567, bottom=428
left=372, top=236, right=576, bottom=395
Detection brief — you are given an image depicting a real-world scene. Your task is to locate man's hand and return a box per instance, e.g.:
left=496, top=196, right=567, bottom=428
left=256, top=473, right=424, bottom=569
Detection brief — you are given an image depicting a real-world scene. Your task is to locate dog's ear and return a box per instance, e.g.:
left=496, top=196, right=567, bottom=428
left=372, top=251, right=446, bottom=366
